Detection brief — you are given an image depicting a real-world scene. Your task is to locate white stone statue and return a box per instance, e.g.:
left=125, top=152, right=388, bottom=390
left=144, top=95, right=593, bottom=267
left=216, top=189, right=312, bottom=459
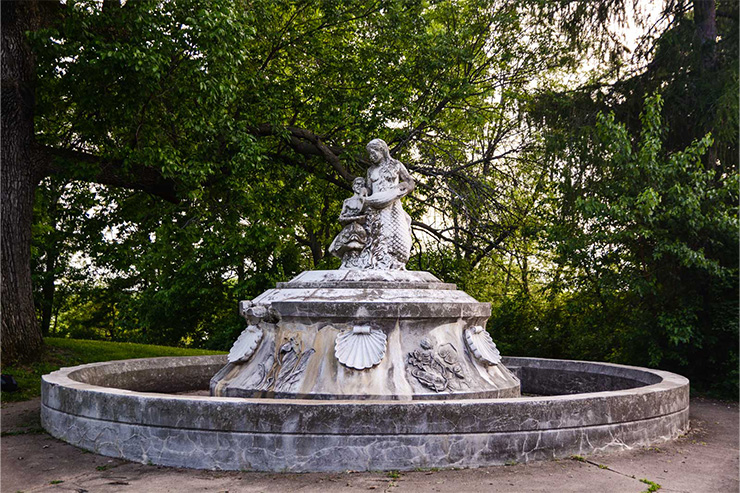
left=331, top=139, right=415, bottom=270
left=328, top=177, right=369, bottom=268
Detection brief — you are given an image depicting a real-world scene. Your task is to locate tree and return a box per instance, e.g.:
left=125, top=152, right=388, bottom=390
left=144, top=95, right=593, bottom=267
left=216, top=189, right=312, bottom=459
left=2, top=2, right=59, bottom=362
left=518, top=0, right=738, bottom=396
left=2, top=1, right=177, bottom=362
left=545, top=95, right=737, bottom=395
left=5, top=0, right=569, bottom=360
left=30, top=178, right=92, bottom=336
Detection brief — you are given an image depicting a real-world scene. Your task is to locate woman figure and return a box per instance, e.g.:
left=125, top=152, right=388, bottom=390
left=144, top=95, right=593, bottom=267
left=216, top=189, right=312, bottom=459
left=363, top=138, right=415, bottom=270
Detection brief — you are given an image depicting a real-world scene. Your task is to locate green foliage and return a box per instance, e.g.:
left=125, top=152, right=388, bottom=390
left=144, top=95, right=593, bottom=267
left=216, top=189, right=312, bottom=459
left=24, top=1, right=739, bottom=399
left=506, top=1, right=739, bottom=398
left=529, top=94, right=738, bottom=398
left=30, top=0, right=562, bottom=350
left=0, top=337, right=224, bottom=403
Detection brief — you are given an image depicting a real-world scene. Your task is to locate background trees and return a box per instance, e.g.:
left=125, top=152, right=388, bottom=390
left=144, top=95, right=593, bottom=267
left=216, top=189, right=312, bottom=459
left=3, top=0, right=737, bottom=397
left=496, top=95, right=737, bottom=397
left=505, top=0, right=738, bottom=397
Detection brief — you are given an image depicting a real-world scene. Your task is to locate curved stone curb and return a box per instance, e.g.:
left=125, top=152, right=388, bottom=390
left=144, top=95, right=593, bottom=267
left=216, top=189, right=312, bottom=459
left=41, top=356, right=689, bottom=472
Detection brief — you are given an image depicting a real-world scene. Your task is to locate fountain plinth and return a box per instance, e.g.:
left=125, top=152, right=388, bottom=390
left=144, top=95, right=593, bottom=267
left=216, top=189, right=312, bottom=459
left=211, top=269, right=520, bottom=400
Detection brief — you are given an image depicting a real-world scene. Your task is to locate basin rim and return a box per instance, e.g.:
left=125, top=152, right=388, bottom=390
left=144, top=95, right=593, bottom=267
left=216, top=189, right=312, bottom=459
left=40, top=355, right=689, bottom=472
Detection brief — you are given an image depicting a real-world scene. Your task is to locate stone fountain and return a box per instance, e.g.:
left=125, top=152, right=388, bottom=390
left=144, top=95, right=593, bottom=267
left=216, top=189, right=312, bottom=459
left=211, top=139, right=519, bottom=401
left=40, top=139, right=689, bottom=472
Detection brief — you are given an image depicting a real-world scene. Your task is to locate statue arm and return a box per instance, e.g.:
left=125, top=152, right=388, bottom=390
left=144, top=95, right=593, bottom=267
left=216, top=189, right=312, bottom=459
left=364, top=161, right=414, bottom=209
left=338, top=213, right=366, bottom=225
left=364, top=190, right=398, bottom=208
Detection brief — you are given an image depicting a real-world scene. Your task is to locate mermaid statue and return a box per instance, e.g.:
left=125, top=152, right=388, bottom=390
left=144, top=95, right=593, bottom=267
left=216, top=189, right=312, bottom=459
left=330, top=139, right=415, bottom=270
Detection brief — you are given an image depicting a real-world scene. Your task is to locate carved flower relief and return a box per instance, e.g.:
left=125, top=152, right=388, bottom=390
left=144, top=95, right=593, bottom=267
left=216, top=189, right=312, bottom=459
left=437, top=347, right=464, bottom=377
left=407, top=339, right=468, bottom=392
left=410, top=348, right=433, bottom=366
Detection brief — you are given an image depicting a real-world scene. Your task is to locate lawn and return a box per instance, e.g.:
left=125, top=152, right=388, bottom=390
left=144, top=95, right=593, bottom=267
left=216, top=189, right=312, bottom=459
left=1, top=338, right=225, bottom=403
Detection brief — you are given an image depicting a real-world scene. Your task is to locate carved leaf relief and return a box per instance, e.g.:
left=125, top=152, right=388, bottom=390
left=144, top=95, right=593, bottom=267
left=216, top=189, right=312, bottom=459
left=255, top=336, right=315, bottom=392
left=464, top=326, right=501, bottom=366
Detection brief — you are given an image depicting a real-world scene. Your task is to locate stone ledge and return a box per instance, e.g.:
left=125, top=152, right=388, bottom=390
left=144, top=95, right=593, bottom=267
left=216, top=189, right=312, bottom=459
left=41, top=403, right=688, bottom=472
left=275, top=281, right=458, bottom=290
left=42, top=356, right=689, bottom=436
left=267, top=299, right=492, bottom=319
left=286, top=270, right=445, bottom=284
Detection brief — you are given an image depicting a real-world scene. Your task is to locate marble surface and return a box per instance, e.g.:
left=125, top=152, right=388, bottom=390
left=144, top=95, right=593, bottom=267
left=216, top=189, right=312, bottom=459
left=276, top=269, right=456, bottom=290
left=329, top=139, right=415, bottom=270
left=41, top=405, right=688, bottom=472
left=41, top=355, right=690, bottom=472
left=213, top=269, right=516, bottom=400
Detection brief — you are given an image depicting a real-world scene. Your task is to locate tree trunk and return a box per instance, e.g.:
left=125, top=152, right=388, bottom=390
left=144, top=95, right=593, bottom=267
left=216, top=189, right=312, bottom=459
left=306, top=228, right=324, bottom=267
left=693, top=0, right=719, bottom=169
left=2, top=1, right=179, bottom=361
left=1, top=1, right=44, bottom=363
left=694, top=0, right=718, bottom=71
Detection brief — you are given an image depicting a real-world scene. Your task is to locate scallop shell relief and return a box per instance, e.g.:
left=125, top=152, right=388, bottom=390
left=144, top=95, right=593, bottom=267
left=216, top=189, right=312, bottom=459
left=464, top=326, right=501, bottom=366
left=335, top=325, right=387, bottom=370
left=228, top=325, right=264, bottom=363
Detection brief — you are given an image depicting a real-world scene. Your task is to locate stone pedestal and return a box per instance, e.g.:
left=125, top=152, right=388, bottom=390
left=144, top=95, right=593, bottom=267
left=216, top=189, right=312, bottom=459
left=211, top=270, right=520, bottom=400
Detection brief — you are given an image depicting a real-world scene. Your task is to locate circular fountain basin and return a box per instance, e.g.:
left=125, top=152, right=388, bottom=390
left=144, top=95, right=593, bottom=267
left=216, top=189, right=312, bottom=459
left=41, top=355, right=689, bottom=472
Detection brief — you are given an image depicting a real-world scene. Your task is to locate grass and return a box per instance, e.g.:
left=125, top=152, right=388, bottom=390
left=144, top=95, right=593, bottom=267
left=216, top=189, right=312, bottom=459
left=1, top=337, right=225, bottom=403
left=0, top=427, right=45, bottom=437
left=639, top=478, right=662, bottom=492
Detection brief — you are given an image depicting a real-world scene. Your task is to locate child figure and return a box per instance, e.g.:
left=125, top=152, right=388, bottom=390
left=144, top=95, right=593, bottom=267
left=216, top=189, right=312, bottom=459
left=329, top=177, right=370, bottom=268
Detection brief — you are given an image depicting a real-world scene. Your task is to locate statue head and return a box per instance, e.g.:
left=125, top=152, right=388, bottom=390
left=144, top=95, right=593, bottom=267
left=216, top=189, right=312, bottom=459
left=367, top=139, right=390, bottom=165
left=352, top=177, right=367, bottom=195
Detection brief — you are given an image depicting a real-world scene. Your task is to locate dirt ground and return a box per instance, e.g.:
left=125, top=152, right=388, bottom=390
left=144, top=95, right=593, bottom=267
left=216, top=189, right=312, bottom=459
left=1, top=397, right=737, bottom=493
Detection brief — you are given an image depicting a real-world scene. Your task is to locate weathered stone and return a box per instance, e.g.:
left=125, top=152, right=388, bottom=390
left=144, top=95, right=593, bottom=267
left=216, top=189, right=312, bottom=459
left=228, top=325, right=263, bottom=363
left=464, top=325, right=502, bottom=366
left=213, top=268, right=518, bottom=400
left=334, top=325, right=387, bottom=370
left=330, top=139, right=415, bottom=270
left=41, top=355, right=690, bottom=472
left=275, top=269, right=456, bottom=290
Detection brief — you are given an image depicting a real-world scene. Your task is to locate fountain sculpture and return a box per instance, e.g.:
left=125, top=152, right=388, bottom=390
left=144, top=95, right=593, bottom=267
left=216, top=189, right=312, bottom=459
left=210, top=138, right=520, bottom=400
left=41, top=139, right=689, bottom=472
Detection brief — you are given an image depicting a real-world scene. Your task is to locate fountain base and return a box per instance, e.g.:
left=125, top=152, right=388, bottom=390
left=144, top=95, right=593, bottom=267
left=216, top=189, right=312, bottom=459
left=41, top=355, right=689, bottom=472
left=210, top=270, right=520, bottom=400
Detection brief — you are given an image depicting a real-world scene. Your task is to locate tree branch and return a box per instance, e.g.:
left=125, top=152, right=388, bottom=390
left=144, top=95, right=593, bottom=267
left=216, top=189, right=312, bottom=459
left=411, top=220, right=474, bottom=254
left=36, top=145, right=179, bottom=203
left=251, top=124, right=356, bottom=183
